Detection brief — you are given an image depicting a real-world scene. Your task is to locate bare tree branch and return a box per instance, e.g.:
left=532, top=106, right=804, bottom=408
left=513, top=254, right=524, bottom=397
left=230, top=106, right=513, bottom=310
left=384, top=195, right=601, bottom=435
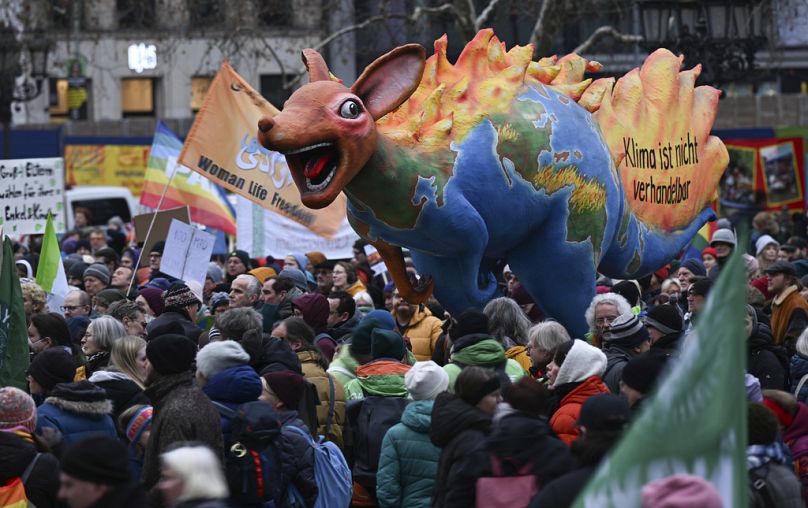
left=573, top=25, right=643, bottom=54
left=529, top=0, right=562, bottom=57
left=476, top=0, right=505, bottom=30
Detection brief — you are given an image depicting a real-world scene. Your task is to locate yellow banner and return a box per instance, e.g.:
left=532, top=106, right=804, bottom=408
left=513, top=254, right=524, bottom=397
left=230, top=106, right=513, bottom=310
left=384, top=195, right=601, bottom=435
left=65, top=145, right=150, bottom=196
left=179, top=61, right=347, bottom=238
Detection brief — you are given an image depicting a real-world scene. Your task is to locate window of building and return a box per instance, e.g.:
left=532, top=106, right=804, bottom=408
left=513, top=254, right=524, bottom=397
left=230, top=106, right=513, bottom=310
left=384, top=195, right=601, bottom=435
left=260, top=75, right=291, bottom=110
left=191, top=76, right=213, bottom=112
left=121, top=78, right=156, bottom=117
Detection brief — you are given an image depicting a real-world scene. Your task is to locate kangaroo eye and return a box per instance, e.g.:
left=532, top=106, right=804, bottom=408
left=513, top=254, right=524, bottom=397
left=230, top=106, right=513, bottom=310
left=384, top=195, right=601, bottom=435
left=339, top=100, right=361, bottom=119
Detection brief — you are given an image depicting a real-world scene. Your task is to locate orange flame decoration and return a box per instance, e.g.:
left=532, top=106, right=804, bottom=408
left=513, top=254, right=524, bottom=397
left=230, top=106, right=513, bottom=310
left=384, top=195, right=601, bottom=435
left=594, top=49, right=728, bottom=230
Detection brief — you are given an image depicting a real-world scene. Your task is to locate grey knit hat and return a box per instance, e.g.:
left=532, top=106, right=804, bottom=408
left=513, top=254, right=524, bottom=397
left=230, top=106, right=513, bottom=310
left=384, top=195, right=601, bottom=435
left=83, top=263, right=110, bottom=285
left=196, top=340, right=250, bottom=379
left=604, top=313, right=650, bottom=348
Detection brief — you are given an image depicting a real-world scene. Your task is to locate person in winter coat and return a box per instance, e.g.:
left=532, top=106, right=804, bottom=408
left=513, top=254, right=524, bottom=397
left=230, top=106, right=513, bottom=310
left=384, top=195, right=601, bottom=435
left=762, top=390, right=808, bottom=504
left=546, top=339, right=610, bottom=446
left=0, top=388, right=61, bottom=508
left=141, top=334, right=225, bottom=490
left=327, top=311, right=395, bottom=387
left=430, top=366, right=500, bottom=508
left=747, top=402, right=804, bottom=507
left=483, top=297, right=533, bottom=372
left=58, top=436, right=146, bottom=508
left=390, top=287, right=443, bottom=361
left=453, top=376, right=575, bottom=507
left=791, top=328, right=808, bottom=403
left=118, top=404, right=152, bottom=484
left=343, top=328, right=412, bottom=400
left=27, top=347, right=77, bottom=405
left=76, top=315, right=127, bottom=380
left=158, top=445, right=229, bottom=508
left=195, top=340, right=262, bottom=441
left=526, top=320, right=571, bottom=380
left=644, top=303, right=685, bottom=355
left=327, top=291, right=360, bottom=343
left=89, top=335, right=149, bottom=424
left=376, top=361, right=449, bottom=508
left=145, top=283, right=203, bottom=344
left=443, top=330, right=526, bottom=390
left=746, top=305, right=789, bottom=390
left=260, top=371, right=319, bottom=507
left=601, top=313, right=651, bottom=394
left=292, top=292, right=338, bottom=361
left=530, top=393, right=631, bottom=508
left=274, top=317, right=347, bottom=448
left=36, top=380, right=117, bottom=450
left=28, top=312, right=83, bottom=371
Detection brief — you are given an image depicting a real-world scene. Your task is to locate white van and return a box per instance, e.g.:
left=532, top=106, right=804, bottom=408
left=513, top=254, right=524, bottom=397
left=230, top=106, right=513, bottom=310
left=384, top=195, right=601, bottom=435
left=65, top=186, right=139, bottom=230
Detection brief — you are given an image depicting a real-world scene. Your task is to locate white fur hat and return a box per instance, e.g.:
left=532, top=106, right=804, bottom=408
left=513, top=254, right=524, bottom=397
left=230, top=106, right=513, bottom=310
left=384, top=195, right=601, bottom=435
left=405, top=361, right=450, bottom=400
left=196, top=340, right=250, bottom=379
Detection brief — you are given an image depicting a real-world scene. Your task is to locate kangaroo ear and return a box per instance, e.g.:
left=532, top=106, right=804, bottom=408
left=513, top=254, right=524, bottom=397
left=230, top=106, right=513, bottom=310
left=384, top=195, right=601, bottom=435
left=351, top=44, right=425, bottom=120
left=302, top=49, right=330, bottom=82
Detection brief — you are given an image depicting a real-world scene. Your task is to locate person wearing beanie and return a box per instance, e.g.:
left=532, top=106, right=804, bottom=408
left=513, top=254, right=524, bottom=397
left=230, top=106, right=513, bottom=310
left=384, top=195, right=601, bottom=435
left=205, top=262, right=224, bottom=301
left=546, top=340, right=610, bottom=446
left=530, top=394, right=630, bottom=508
left=141, top=334, right=224, bottom=490
left=766, top=261, right=808, bottom=353
left=343, top=328, right=412, bottom=401
left=145, top=282, right=202, bottom=344
left=639, top=474, right=723, bottom=508
left=305, top=251, right=327, bottom=273
left=327, top=315, right=395, bottom=388
left=284, top=252, right=309, bottom=273
left=684, top=277, right=713, bottom=332
left=58, top=436, right=146, bottom=508
left=136, top=286, right=165, bottom=318
left=36, top=380, right=117, bottom=448
left=82, top=263, right=110, bottom=298
left=612, top=280, right=642, bottom=310
left=757, top=234, right=781, bottom=273
left=645, top=303, right=685, bottom=354
left=701, top=247, right=718, bottom=272
left=67, top=261, right=89, bottom=288
left=258, top=371, right=319, bottom=507
left=0, top=388, right=61, bottom=508
left=620, top=352, right=668, bottom=412
left=91, top=288, right=126, bottom=315
left=747, top=403, right=804, bottom=507
left=248, top=266, right=277, bottom=285
left=677, top=257, right=706, bottom=289
left=601, top=313, right=651, bottom=393
left=292, top=292, right=338, bottom=361
left=27, top=347, right=77, bottom=399
left=376, top=361, right=451, bottom=507
left=225, top=249, right=252, bottom=283
left=195, top=340, right=261, bottom=440
left=745, top=305, right=788, bottom=391
left=279, top=267, right=309, bottom=293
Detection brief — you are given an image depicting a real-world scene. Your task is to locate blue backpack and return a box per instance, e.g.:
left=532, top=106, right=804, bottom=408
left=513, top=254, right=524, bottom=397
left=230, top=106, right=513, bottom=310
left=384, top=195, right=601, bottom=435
left=286, top=419, right=352, bottom=508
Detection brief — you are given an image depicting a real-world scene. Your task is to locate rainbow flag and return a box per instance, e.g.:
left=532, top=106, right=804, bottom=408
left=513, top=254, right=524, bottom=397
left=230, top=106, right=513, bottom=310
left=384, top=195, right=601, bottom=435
left=140, top=122, right=236, bottom=235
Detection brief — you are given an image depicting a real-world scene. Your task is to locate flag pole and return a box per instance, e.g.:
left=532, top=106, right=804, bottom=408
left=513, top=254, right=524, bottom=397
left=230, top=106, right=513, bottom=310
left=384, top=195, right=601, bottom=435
left=128, top=168, right=177, bottom=296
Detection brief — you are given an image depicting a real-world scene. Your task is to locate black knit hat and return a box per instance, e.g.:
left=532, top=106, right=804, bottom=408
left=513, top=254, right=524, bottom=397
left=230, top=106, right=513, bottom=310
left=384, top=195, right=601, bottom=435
left=150, top=241, right=165, bottom=255
left=604, top=313, right=650, bottom=348
left=28, top=348, right=76, bottom=392
left=228, top=250, right=252, bottom=270
left=688, top=278, right=713, bottom=298
left=504, top=376, right=549, bottom=416
left=451, top=309, right=489, bottom=340
left=146, top=334, right=196, bottom=375
left=163, top=283, right=200, bottom=309
left=61, top=436, right=131, bottom=485
left=371, top=328, right=406, bottom=361
left=748, top=403, right=779, bottom=445
left=350, top=317, right=381, bottom=356
left=644, top=304, right=683, bottom=335
left=67, top=262, right=89, bottom=280
left=613, top=280, right=641, bottom=307
left=577, top=393, right=630, bottom=432
left=621, top=352, right=668, bottom=393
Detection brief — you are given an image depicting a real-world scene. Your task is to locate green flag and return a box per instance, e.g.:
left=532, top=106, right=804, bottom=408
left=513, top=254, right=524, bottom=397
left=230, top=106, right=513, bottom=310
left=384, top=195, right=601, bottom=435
left=572, top=251, right=747, bottom=507
left=36, top=213, right=70, bottom=312
left=0, top=236, right=30, bottom=389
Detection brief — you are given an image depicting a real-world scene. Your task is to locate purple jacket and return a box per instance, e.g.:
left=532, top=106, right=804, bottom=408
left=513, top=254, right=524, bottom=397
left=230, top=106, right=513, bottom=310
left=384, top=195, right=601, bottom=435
left=783, top=402, right=808, bottom=503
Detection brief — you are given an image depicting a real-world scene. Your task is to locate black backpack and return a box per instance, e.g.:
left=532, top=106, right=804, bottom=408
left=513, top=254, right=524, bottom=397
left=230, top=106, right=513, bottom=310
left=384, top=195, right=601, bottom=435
left=344, top=396, right=410, bottom=496
left=215, top=401, right=285, bottom=506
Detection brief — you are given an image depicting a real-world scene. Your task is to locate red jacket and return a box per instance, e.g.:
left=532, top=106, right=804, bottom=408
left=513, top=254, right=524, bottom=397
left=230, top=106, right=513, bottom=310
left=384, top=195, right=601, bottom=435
left=550, top=375, right=610, bottom=446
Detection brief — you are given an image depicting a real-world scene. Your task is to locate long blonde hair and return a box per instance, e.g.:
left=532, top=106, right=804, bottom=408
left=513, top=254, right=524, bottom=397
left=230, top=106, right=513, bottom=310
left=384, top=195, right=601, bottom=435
left=110, top=335, right=147, bottom=388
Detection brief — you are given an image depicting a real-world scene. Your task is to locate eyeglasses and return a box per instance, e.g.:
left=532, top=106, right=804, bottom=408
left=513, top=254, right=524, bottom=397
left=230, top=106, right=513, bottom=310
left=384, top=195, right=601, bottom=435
left=61, top=305, right=85, bottom=311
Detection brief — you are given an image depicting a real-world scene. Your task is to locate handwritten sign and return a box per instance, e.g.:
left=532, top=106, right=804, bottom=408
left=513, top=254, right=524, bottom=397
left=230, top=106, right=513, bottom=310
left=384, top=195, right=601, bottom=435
left=0, top=158, right=66, bottom=235
left=160, top=219, right=215, bottom=285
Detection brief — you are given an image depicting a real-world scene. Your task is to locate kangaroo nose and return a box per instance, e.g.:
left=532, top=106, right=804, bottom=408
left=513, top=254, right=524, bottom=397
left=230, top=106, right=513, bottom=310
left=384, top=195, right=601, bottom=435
left=258, top=117, right=274, bottom=133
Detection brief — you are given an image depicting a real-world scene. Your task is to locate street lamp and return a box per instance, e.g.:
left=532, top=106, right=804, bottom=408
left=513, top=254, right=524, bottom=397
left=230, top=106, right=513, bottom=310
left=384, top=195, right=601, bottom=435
left=637, top=0, right=767, bottom=86
left=0, top=27, right=51, bottom=158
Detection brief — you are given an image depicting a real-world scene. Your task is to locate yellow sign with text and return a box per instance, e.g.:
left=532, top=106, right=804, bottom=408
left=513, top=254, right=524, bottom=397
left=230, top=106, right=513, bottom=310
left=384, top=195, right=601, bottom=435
left=65, top=145, right=150, bottom=196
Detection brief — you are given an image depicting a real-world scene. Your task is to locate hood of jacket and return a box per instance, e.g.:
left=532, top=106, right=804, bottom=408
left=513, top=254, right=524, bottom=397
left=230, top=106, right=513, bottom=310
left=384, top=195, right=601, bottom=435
left=430, top=391, right=491, bottom=448
left=400, top=399, right=434, bottom=433
left=88, top=369, right=132, bottom=384
left=554, top=340, right=608, bottom=387
left=486, top=411, right=557, bottom=460
left=784, top=402, right=808, bottom=445
left=292, top=293, right=329, bottom=334
left=45, top=381, right=113, bottom=417
left=203, top=365, right=262, bottom=405
left=450, top=335, right=506, bottom=367
left=353, top=360, right=410, bottom=397
left=257, top=336, right=303, bottom=375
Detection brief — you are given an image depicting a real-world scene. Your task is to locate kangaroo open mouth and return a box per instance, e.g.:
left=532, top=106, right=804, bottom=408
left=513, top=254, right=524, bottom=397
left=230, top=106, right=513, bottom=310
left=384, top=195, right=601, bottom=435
left=284, top=142, right=338, bottom=192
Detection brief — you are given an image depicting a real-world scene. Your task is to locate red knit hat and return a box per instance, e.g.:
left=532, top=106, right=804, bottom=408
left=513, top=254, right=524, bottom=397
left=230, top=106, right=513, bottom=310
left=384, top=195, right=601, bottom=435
left=0, top=387, right=37, bottom=433
left=262, top=371, right=306, bottom=410
left=701, top=247, right=718, bottom=260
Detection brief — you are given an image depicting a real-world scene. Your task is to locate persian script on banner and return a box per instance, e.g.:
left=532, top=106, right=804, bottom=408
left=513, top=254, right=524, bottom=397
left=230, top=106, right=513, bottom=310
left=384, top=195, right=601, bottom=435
left=178, top=61, right=347, bottom=238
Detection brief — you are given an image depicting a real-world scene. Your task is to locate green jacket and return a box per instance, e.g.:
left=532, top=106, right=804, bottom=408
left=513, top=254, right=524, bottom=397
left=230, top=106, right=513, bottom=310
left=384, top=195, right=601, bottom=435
left=327, top=345, right=360, bottom=388
left=376, top=400, right=440, bottom=508
left=443, top=336, right=526, bottom=391
left=343, top=360, right=411, bottom=400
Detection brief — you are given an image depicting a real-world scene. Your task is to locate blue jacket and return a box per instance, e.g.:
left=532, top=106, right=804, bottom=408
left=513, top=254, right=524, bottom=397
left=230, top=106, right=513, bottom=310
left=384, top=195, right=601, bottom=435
left=791, top=352, right=808, bottom=403
left=376, top=400, right=441, bottom=508
left=202, top=365, right=262, bottom=439
left=36, top=382, right=117, bottom=447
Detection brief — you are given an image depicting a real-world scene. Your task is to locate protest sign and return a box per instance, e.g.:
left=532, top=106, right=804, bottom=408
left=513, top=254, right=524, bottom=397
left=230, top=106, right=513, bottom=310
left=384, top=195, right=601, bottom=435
left=0, top=157, right=66, bottom=235
left=133, top=206, right=191, bottom=267
left=178, top=61, right=348, bottom=238
left=363, top=244, right=387, bottom=276
left=235, top=195, right=357, bottom=259
left=65, top=144, right=150, bottom=197
left=160, top=219, right=215, bottom=284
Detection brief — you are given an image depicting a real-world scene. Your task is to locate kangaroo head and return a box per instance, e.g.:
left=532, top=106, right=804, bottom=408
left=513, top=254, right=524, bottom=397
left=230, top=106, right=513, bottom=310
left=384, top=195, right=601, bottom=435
left=257, top=44, right=425, bottom=209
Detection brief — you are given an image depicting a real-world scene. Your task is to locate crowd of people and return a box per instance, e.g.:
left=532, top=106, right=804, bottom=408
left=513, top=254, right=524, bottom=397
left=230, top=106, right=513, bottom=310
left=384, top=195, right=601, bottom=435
left=4, top=208, right=808, bottom=507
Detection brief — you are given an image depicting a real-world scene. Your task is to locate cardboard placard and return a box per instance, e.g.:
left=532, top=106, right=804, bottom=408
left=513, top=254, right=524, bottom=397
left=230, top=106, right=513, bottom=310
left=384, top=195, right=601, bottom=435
left=159, top=219, right=215, bottom=284
left=133, top=206, right=191, bottom=267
